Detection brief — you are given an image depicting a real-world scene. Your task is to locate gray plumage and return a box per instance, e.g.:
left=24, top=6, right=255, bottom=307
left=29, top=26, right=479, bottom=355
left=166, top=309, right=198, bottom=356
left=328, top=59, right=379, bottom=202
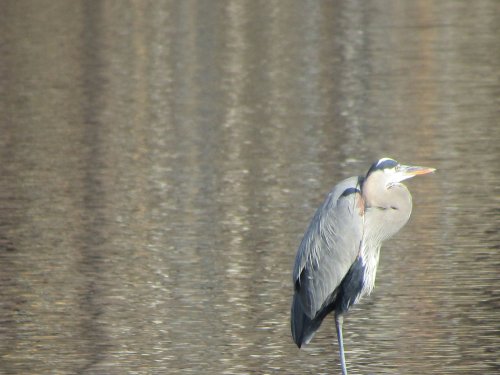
left=291, top=158, right=435, bottom=375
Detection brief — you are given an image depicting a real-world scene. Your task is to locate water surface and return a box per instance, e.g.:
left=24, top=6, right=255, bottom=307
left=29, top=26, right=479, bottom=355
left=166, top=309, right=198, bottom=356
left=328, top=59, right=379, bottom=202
left=0, top=1, right=499, bottom=374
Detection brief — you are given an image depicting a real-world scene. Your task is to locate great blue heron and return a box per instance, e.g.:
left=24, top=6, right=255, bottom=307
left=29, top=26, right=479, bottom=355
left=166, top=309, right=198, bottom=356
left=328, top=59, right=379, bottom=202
left=291, top=157, right=435, bottom=374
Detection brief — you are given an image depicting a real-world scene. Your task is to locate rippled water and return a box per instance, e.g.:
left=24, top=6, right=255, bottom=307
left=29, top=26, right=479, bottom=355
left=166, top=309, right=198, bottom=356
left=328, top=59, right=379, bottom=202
left=1, top=1, right=499, bottom=374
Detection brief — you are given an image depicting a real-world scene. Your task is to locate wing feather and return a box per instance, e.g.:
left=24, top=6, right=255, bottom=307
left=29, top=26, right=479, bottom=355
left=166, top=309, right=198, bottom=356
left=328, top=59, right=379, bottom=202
left=292, top=176, right=364, bottom=320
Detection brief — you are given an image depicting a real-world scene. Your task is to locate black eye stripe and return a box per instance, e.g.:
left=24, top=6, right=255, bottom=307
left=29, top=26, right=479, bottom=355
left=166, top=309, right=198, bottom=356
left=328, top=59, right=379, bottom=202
left=376, top=159, right=398, bottom=170
left=367, top=158, right=398, bottom=176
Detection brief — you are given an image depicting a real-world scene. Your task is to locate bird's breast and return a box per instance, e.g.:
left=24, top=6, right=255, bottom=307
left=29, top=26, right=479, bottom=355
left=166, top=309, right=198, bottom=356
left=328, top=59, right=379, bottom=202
left=358, top=242, right=381, bottom=298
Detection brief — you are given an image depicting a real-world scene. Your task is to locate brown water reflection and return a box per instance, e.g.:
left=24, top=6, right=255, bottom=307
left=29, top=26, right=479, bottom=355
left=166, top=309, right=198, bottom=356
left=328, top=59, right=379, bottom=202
left=0, top=1, right=499, bottom=374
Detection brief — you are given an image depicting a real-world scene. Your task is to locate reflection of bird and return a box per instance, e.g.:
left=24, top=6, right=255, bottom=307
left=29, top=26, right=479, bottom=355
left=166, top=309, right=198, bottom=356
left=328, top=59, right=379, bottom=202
left=291, top=158, right=435, bottom=375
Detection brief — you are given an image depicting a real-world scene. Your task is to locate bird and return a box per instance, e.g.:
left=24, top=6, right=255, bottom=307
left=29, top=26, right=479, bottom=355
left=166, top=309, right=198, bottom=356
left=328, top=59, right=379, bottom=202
left=291, top=157, right=435, bottom=375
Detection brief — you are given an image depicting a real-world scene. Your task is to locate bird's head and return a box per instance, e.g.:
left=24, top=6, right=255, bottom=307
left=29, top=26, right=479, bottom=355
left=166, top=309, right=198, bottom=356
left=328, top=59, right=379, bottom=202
left=367, top=157, right=436, bottom=189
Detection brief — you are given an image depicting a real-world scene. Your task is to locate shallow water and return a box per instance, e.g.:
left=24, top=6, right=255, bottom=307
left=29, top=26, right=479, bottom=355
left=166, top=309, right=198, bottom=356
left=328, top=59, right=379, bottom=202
left=1, top=1, right=499, bottom=374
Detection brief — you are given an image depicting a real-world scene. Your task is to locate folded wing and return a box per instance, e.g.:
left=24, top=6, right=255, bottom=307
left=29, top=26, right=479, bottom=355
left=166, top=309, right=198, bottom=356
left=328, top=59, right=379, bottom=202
left=291, top=176, right=364, bottom=346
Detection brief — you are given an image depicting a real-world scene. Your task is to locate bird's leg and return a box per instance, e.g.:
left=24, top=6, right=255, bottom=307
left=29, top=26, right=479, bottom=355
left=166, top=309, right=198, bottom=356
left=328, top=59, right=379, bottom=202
left=335, top=313, right=348, bottom=375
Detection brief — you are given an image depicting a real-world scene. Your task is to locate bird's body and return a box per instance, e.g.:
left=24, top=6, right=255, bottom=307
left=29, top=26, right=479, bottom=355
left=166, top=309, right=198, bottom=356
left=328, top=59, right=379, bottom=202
left=291, top=158, right=435, bottom=374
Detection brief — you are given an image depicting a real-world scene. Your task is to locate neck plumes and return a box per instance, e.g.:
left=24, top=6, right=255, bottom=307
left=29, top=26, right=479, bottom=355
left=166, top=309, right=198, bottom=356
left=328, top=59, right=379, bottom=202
left=357, top=175, right=413, bottom=297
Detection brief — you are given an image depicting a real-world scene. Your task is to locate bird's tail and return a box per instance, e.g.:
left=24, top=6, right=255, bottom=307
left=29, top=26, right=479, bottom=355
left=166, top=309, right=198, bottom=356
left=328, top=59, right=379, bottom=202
left=291, top=295, right=323, bottom=348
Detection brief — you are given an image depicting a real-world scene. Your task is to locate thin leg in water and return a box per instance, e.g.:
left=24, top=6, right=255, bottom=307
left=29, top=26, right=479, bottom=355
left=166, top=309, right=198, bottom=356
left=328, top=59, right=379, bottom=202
left=335, top=313, right=348, bottom=375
